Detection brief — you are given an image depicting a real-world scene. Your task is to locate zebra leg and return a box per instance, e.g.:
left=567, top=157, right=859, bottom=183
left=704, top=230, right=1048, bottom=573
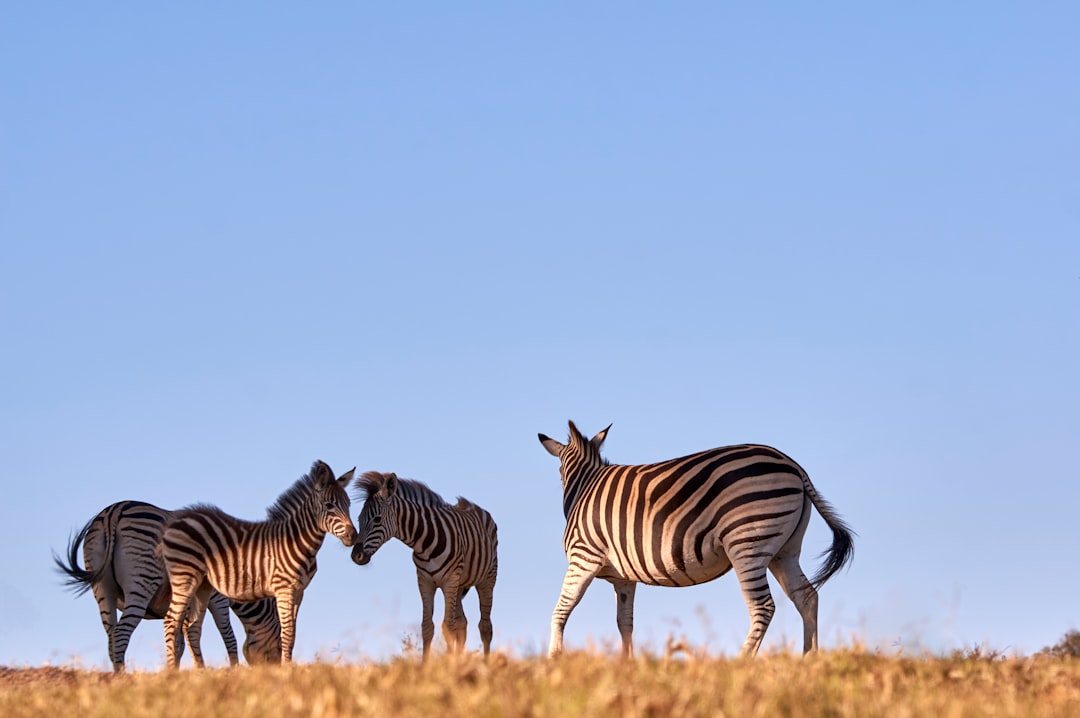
left=163, top=574, right=200, bottom=669
left=730, top=554, right=776, bottom=658
left=181, top=584, right=214, bottom=668
left=610, top=579, right=637, bottom=659
left=441, top=584, right=467, bottom=654
left=549, top=556, right=602, bottom=657
left=475, top=581, right=495, bottom=657
left=207, top=592, right=240, bottom=666
left=111, top=603, right=150, bottom=672
left=273, top=588, right=303, bottom=663
left=769, top=553, right=819, bottom=654
left=417, top=573, right=437, bottom=661
left=89, top=576, right=122, bottom=671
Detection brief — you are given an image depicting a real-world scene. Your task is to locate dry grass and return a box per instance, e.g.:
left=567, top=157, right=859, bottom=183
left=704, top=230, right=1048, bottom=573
left=3, top=649, right=1080, bottom=717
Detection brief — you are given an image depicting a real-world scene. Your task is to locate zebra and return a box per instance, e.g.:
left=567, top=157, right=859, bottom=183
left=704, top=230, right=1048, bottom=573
left=158, top=460, right=356, bottom=667
left=351, top=471, right=498, bottom=659
left=230, top=597, right=282, bottom=665
left=53, top=500, right=280, bottom=671
left=537, top=421, right=854, bottom=658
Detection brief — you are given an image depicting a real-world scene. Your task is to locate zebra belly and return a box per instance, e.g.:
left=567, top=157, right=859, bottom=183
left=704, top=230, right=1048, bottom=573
left=206, top=567, right=267, bottom=602
left=601, top=539, right=734, bottom=587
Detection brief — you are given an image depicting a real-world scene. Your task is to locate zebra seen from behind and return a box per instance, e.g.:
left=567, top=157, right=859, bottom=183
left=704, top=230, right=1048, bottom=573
left=538, top=421, right=854, bottom=658
left=53, top=500, right=281, bottom=671
left=351, top=471, right=498, bottom=659
left=158, top=460, right=356, bottom=667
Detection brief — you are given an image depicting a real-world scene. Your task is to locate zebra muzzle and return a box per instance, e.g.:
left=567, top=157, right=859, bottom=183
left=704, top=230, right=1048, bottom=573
left=351, top=544, right=371, bottom=566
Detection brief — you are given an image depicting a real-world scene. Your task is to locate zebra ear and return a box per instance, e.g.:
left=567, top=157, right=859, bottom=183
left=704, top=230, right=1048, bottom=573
left=337, top=467, right=356, bottom=488
left=539, top=433, right=565, bottom=457
left=312, top=460, right=334, bottom=487
left=591, top=424, right=612, bottom=449
left=380, top=472, right=399, bottom=498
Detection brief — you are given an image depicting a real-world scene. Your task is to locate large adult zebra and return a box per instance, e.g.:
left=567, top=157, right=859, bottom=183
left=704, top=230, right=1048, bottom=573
left=54, top=500, right=280, bottom=671
left=537, top=421, right=854, bottom=658
left=158, top=460, right=356, bottom=667
left=351, top=471, right=498, bottom=659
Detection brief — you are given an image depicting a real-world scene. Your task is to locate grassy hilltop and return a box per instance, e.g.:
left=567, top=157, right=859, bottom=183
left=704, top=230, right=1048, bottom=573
left=4, top=649, right=1080, bottom=718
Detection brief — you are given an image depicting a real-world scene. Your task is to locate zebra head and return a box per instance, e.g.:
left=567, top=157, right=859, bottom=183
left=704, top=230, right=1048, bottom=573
left=311, top=461, right=357, bottom=547
left=350, top=471, right=400, bottom=566
left=539, top=421, right=611, bottom=514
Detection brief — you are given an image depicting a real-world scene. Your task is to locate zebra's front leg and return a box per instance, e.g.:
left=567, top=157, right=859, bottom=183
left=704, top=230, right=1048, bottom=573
left=549, top=555, right=602, bottom=657
left=417, top=573, right=437, bottom=661
left=610, top=579, right=637, bottom=659
left=441, top=583, right=467, bottom=654
left=274, top=588, right=303, bottom=663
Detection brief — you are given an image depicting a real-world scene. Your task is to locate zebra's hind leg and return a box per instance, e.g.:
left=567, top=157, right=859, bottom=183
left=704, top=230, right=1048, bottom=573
left=769, top=553, right=819, bottom=654
left=163, top=574, right=200, bottom=669
left=207, top=592, right=240, bottom=666
left=610, top=579, right=637, bottom=659
left=475, top=581, right=495, bottom=657
left=113, top=601, right=156, bottom=672
left=730, top=555, right=776, bottom=658
left=89, top=576, right=122, bottom=671
left=181, top=584, right=214, bottom=668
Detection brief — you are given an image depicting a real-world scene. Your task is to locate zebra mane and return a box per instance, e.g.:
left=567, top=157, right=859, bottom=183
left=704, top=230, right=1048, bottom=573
left=453, top=497, right=480, bottom=513
left=354, top=471, right=450, bottom=508
left=266, top=471, right=320, bottom=522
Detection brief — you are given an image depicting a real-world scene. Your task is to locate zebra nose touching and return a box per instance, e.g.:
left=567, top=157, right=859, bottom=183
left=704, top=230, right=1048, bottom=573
left=350, top=544, right=370, bottom=566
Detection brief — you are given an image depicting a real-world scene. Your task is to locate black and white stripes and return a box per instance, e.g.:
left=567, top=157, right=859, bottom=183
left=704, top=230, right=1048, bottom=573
left=53, top=500, right=280, bottom=671
left=158, top=460, right=356, bottom=667
left=351, top=471, right=498, bottom=659
left=538, top=421, right=854, bottom=658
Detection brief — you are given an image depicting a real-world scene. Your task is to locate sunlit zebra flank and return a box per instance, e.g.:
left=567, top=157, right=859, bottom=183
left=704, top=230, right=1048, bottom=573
left=538, top=421, right=854, bottom=658
left=157, top=460, right=356, bottom=667
left=351, top=471, right=498, bottom=659
left=53, top=500, right=280, bottom=672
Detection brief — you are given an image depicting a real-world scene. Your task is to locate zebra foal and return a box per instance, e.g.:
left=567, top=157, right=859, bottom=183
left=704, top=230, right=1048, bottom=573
left=351, top=471, right=498, bottom=659
left=158, top=460, right=356, bottom=667
left=53, top=500, right=279, bottom=671
left=538, top=421, right=854, bottom=658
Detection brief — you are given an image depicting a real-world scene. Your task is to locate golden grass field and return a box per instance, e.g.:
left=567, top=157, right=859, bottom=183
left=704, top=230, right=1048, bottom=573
left=3, top=648, right=1080, bottom=718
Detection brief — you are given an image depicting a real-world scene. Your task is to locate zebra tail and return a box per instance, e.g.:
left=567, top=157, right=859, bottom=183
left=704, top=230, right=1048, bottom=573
left=52, top=517, right=106, bottom=597
left=803, top=476, right=855, bottom=590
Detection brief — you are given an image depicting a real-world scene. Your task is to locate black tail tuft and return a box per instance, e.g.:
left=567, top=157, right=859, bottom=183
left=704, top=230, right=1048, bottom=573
left=53, top=518, right=101, bottom=597
left=810, top=514, right=855, bottom=590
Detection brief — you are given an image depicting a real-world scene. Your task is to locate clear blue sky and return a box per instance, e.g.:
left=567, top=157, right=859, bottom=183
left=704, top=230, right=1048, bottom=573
left=2, top=3, right=1077, bottom=669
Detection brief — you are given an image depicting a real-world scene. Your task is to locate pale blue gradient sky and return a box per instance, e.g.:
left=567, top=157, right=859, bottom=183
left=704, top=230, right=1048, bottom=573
left=2, top=4, right=1078, bottom=669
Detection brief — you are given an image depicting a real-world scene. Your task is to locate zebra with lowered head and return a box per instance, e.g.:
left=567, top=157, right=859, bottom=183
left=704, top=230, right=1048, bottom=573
left=538, top=421, right=854, bottom=658
left=158, top=460, right=356, bottom=667
left=53, top=500, right=280, bottom=671
left=351, top=471, right=498, bottom=659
